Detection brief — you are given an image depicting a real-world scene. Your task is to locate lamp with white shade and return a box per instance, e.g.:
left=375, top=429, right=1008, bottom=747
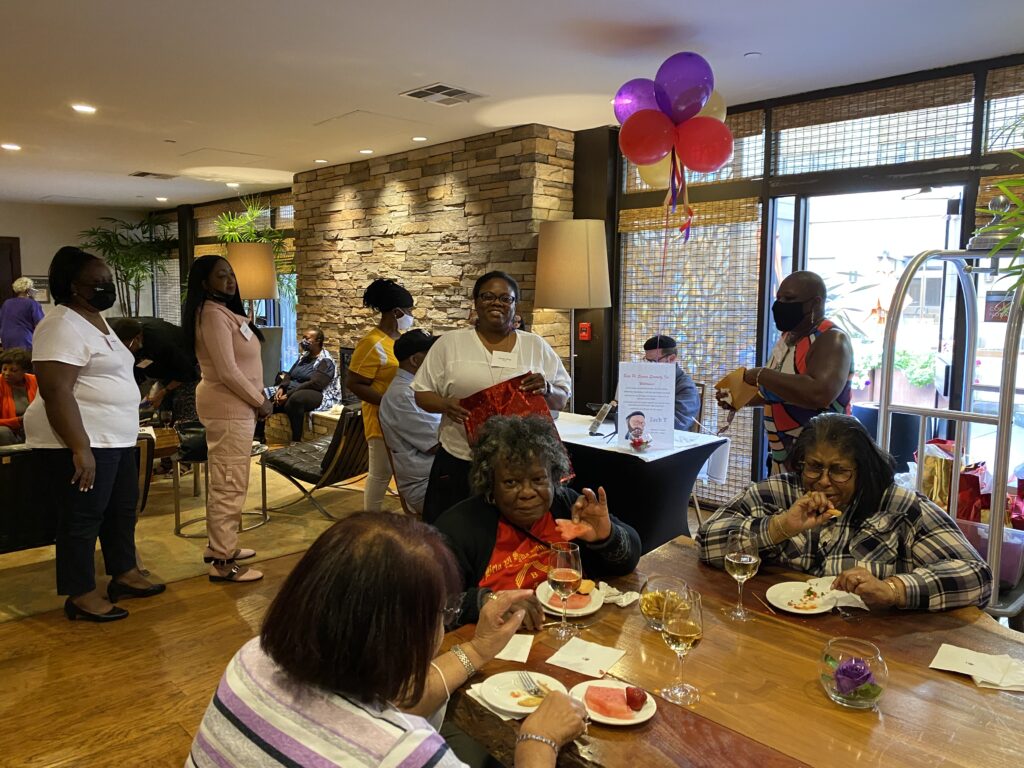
left=535, top=219, right=611, bottom=411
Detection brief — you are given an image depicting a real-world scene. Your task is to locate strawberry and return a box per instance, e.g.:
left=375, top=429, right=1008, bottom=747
left=625, top=686, right=647, bottom=711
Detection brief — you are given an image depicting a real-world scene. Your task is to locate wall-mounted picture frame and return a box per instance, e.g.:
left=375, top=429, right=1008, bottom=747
left=27, top=276, right=50, bottom=304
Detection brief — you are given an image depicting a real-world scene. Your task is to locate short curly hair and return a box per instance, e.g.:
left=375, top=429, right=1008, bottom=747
left=0, top=348, right=31, bottom=371
left=469, top=415, right=569, bottom=496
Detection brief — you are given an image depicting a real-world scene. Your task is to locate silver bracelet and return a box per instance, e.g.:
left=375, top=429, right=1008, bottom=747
left=516, top=732, right=558, bottom=754
left=450, top=644, right=476, bottom=677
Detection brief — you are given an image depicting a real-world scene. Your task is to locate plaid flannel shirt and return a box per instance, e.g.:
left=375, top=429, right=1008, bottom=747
left=697, top=473, right=992, bottom=611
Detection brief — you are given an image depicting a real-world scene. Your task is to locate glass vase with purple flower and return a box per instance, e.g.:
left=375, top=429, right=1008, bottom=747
left=819, top=637, right=888, bottom=709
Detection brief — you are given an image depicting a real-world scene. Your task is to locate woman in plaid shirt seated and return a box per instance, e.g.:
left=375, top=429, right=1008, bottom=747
left=698, top=413, right=992, bottom=611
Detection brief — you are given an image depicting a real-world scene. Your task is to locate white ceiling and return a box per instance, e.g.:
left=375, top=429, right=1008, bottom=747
left=1, top=0, right=1022, bottom=209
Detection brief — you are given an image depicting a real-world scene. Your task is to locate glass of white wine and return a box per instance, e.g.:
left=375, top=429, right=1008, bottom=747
left=724, top=529, right=760, bottom=622
left=639, top=576, right=687, bottom=630
left=661, top=588, right=702, bottom=705
left=548, top=542, right=582, bottom=641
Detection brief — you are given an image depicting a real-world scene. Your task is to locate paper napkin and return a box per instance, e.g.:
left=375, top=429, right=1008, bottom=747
left=466, top=684, right=523, bottom=721
left=598, top=582, right=639, bottom=607
left=546, top=637, right=625, bottom=678
left=929, top=643, right=1024, bottom=691
left=808, top=577, right=870, bottom=611
left=714, top=368, right=760, bottom=409
left=495, top=634, right=534, bottom=663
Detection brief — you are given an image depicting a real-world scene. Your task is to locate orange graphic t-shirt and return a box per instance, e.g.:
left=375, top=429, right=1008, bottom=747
left=479, top=514, right=563, bottom=592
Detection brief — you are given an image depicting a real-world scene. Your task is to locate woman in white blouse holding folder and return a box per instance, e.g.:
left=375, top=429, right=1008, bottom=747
left=412, top=271, right=570, bottom=522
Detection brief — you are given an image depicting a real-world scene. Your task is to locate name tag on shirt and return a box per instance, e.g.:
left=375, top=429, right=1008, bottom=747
left=239, top=322, right=253, bottom=340
left=490, top=351, right=516, bottom=368
left=137, top=358, right=154, bottom=369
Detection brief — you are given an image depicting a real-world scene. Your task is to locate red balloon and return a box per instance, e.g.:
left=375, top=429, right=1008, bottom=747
left=619, top=109, right=675, bottom=166
left=675, top=117, right=734, bottom=173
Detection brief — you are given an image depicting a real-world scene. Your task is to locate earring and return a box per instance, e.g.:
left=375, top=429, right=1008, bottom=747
left=484, top=491, right=495, bottom=505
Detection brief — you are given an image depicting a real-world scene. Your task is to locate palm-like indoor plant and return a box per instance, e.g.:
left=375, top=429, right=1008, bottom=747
left=213, top=195, right=295, bottom=306
left=79, top=215, right=177, bottom=316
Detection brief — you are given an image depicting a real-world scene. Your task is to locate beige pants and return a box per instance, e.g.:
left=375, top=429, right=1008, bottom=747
left=364, top=437, right=393, bottom=512
left=202, top=412, right=256, bottom=559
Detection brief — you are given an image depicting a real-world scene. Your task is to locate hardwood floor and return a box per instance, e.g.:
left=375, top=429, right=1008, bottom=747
left=0, top=552, right=303, bottom=768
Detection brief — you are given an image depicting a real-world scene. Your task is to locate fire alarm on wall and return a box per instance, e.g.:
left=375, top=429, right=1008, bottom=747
left=578, top=321, right=592, bottom=341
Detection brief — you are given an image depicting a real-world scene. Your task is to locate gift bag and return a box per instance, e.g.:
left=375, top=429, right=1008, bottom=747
left=916, top=440, right=955, bottom=509
left=1010, top=480, right=1024, bottom=531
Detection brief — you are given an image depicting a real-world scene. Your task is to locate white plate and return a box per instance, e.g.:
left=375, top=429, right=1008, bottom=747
left=765, top=581, right=836, bottom=615
left=569, top=680, right=657, bottom=726
left=536, top=581, right=605, bottom=617
left=479, top=671, right=568, bottom=715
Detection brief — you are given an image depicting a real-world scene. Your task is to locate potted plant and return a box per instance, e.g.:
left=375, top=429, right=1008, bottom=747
left=79, top=215, right=177, bottom=316
left=975, top=116, right=1024, bottom=283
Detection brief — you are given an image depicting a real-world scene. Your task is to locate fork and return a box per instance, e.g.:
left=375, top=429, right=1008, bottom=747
left=518, top=671, right=543, bottom=696
left=833, top=604, right=863, bottom=622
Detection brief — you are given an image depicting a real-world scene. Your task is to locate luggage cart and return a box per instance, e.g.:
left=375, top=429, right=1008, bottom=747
left=877, top=228, right=1024, bottom=625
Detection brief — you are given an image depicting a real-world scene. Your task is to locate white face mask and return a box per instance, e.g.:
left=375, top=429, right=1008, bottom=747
left=396, top=311, right=415, bottom=332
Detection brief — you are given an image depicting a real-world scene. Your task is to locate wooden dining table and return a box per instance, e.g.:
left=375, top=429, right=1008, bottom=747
left=443, top=536, right=1024, bottom=767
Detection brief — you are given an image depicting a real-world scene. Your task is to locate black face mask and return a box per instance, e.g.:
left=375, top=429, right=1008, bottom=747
left=207, top=289, right=235, bottom=303
left=299, top=338, right=312, bottom=352
left=84, top=281, right=117, bottom=311
left=772, top=299, right=809, bottom=332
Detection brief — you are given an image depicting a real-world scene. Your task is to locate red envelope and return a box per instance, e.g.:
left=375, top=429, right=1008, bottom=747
left=460, top=373, right=574, bottom=482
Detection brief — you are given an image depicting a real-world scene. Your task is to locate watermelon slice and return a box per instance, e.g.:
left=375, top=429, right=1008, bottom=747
left=547, top=593, right=592, bottom=610
left=555, top=519, right=590, bottom=541
left=584, top=686, right=634, bottom=720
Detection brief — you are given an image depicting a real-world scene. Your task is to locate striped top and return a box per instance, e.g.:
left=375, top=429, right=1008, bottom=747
left=761, top=318, right=852, bottom=472
left=187, top=638, right=466, bottom=768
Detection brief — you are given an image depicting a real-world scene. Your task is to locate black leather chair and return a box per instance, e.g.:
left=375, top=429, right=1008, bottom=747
left=259, top=405, right=369, bottom=519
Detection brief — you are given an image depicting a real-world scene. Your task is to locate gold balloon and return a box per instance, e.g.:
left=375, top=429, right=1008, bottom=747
left=637, top=154, right=674, bottom=189
left=697, top=91, right=727, bottom=122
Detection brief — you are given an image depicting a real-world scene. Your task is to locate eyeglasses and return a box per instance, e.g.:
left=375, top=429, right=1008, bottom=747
left=477, top=292, right=516, bottom=305
left=799, top=461, right=854, bottom=484
left=644, top=354, right=674, bottom=362
left=442, top=592, right=466, bottom=628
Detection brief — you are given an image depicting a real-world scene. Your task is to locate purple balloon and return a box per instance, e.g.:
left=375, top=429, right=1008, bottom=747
left=655, top=52, right=714, bottom=124
left=613, top=78, right=669, bottom=125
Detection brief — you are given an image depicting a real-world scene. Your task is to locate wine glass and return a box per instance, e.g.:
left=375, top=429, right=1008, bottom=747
left=547, top=542, right=582, bottom=641
left=661, top=587, right=702, bottom=705
left=724, top=530, right=760, bottom=622
left=639, top=576, right=687, bottom=630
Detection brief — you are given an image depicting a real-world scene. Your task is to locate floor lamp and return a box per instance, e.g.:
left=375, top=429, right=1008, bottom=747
left=535, top=219, right=611, bottom=412
left=227, top=242, right=281, bottom=387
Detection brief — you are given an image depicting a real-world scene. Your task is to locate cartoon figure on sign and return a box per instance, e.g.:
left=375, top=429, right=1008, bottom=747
left=624, top=411, right=652, bottom=452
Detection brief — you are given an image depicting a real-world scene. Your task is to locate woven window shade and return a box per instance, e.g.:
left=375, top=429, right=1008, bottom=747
left=984, top=64, right=1024, bottom=153
left=976, top=175, right=1024, bottom=227
left=153, top=257, right=181, bottom=325
left=618, top=197, right=762, bottom=503
left=623, top=110, right=766, bottom=193
left=773, top=75, right=975, bottom=175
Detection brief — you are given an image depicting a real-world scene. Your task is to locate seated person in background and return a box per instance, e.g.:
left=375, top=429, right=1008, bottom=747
left=435, top=415, right=641, bottom=629
left=697, top=413, right=992, bottom=611
left=263, top=327, right=341, bottom=443
left=0, top=348, right=37, bottom=445
left=111, top=317, right=200, bottom=424
left=644, top=335, right=700, bottom=430
left=189, top=513, right=586, bottom=768
left=380, top=329, right=442, bottom=515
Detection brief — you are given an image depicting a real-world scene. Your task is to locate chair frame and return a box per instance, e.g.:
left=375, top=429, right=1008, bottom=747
left=689, top=382, right=708, bottom=528
left=260, top=409, right=368, bottom=520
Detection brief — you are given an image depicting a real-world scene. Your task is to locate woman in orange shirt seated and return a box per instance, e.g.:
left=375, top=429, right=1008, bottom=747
left=0, top=348, right=37, bottom=445
left=434, top=415, right=641, bottom=628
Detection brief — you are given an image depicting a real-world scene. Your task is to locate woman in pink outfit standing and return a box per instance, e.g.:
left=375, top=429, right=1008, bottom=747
left=183, top=256, right=272, bottom=583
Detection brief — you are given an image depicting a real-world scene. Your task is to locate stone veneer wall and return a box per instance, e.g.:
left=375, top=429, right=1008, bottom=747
left=291, top=124, right=574, bottom=362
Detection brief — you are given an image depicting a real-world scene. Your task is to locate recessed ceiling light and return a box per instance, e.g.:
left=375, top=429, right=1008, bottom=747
left=72, top=103, right=97, bottom=114
left=412, top=136, right=428, bottom=142
left=156, top=197, right=168, bottom=202
left=743, top=51, right=762, bottom=59
left=314, top=159, right=329, bottom=163
left=359, top=149, right=374, bottom=155
left=226, top=182, right=240, bottom=188
left=1, top=143, right=21, bottom=151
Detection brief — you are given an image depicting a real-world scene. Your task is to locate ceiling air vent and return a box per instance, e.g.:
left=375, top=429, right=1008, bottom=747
left=129, top=171, right=177, bottom=180
left=400, top=83, right=485, bottom=106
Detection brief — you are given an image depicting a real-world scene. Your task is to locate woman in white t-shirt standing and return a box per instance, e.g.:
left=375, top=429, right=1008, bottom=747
left=24, top=247, right=165, bottom=622
left=411, top=271, right=571, bottom=522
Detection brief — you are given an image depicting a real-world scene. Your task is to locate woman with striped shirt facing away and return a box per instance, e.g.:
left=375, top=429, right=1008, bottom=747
left=189, top=513, right=586, bottom=768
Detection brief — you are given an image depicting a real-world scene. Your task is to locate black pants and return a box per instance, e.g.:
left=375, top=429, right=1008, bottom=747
left=43, top=447, right=139, bottom=597
left=422, top=446, right=472, bottom=524
left=279, top=390, right=323, bottom=441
